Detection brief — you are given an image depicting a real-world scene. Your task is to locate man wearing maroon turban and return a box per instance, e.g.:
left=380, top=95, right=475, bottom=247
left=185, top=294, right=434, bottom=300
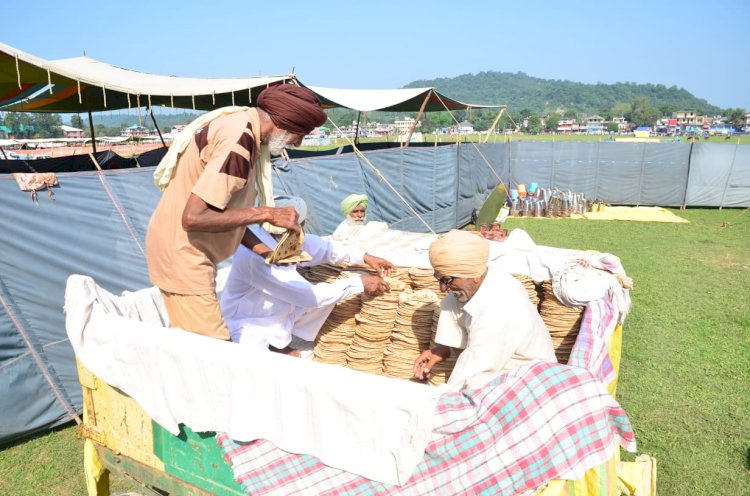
left=146, top=83, right=327, bottom=341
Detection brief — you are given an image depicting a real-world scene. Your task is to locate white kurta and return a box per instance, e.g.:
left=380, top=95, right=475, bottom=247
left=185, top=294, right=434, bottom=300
left=435, top=268, right=557, bottom=390
left=220, top=227, right=366, bottom=350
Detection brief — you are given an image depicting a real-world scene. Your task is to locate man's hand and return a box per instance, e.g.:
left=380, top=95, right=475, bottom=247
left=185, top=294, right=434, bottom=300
left=361, top=275, right=390, bottom=297
left=267, top=206, right=301, bottom=234
left=413, top=345, right=450, bottom=381
left=363, top=253, right=395, bottom=277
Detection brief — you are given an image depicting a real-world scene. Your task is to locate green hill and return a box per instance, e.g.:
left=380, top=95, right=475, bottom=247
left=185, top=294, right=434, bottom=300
left=404, top=71, right=721, bottom=116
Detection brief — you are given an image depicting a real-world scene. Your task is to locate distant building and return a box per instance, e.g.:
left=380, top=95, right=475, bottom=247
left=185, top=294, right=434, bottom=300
left=122, top=125, right=151, bottom=138
left=394, top=117, right=421, bottom=135
left=611, top=116, right=630, bottom=133
left=673, top=110, right=702, bottom=130
left=585, top=115, right=605, bottom=134
left=634, top=126, right=652, bottom=138
left=557, top=118, right=582, bottom=134
left=458, top=120, right=474, bottom=134
left=61, top=125, right=84, bottom=139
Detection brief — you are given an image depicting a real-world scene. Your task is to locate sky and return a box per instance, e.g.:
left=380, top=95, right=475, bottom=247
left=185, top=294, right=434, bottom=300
left=4, top=0, right=749, bottom=110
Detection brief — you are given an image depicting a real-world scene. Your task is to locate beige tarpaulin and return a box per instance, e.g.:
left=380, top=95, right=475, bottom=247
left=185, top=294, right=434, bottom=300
left=0, top=42, right=294, bottom=112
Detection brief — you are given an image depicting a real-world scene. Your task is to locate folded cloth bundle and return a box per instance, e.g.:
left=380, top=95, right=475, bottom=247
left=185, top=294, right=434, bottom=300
left=13, top=172, right=58, bottom=204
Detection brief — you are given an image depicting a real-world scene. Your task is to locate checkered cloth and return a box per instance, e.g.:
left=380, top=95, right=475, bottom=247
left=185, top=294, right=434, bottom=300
left=217, top=361, right=635, bottom=495
left=568, top=295, right=619, bottom=388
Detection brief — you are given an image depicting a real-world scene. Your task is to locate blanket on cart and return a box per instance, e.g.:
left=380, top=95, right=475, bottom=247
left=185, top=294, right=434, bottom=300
left=217, top=361, right=635, bottom=495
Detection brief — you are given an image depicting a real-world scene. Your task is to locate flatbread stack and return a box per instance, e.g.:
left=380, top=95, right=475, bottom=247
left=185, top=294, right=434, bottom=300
left=511, top=273, right=542, bottom=307
left=265, top=230, right=312, bottom=265
left=343, top=264, right=412, bottom=286
left=538, top=280, right=584, bottom=363
left=389, top=266, right=413, bottom=286
left=382, top=290, right=439, bottom=380
left=345, top=277, right=406, bottom=375
left=312, top=292, right=362, bottom=366
left=427, top=306, right=457, bottom=386
left=407, top=267, right=445, bottom=296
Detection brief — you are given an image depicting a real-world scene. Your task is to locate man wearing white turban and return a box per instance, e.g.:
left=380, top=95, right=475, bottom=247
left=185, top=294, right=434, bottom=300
left=220, top=196, right=395, bottom=355
left=413, top=230, right=556, bottom=390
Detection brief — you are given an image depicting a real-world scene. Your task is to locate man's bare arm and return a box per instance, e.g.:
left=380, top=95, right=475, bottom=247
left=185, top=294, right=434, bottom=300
left=240, top=228, right=271, bottom=256
left=181, top=193, right=299, bottom=233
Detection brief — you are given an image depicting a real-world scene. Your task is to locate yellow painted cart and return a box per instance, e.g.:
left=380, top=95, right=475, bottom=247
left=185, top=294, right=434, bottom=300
left=76, top=322, right=655, bottom=496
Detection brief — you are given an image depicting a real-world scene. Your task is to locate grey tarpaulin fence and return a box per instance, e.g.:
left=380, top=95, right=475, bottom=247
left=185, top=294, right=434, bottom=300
left=0, top=141, right=748, bottom=445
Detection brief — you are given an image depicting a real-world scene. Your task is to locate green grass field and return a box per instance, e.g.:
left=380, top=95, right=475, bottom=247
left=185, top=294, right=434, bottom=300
left=0, top=208, right=748, bottom=495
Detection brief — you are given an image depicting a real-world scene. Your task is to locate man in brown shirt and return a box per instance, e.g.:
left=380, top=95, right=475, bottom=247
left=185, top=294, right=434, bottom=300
left=146, top=84, right=327, bottom=340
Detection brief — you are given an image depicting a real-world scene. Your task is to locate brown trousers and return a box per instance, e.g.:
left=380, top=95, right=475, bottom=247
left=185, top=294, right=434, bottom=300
left=160, top=291, right=230, bottom=341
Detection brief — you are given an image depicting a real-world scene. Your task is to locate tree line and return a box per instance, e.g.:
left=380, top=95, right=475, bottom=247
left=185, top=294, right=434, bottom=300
left=0, top=111, right=202, bottom=139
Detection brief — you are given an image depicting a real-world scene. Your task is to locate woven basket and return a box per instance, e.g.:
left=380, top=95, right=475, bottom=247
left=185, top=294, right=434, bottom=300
left=538, top=280, right=584, bottom=363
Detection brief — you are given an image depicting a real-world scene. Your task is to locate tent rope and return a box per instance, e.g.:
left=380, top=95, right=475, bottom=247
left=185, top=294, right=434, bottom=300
left=77, top=79, right=82, bottom=104
left=147, top=94, right=152, bottom=111
left=102, top=86, right=107, bottom=108
left=323, top=117, right=436, bottom=234
left=0, top=293, right=82, bottom=425
left=231, top=91, right=235, bottom=106
left=719, top=207, right=750, bottom=228
left=433, top=92, right=507, bottom=191
left=192, top=94, right=196, bottom=110
left=47, top=68, right=53, bottom=94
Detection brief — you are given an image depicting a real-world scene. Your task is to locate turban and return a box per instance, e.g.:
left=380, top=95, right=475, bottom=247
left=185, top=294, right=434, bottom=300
left=429, top=230, right=488, bottom=279
left=273, top=195, right=307, bottom=224
left=340, top=194, right=369, bottom=215
left=257, top=84, right=327, bottom=136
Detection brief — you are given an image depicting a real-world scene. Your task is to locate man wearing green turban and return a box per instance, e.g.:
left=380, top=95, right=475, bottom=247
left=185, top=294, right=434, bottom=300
left=332, top=193, right=370, bottom=241
left=340, top=194, right=369, bottom=217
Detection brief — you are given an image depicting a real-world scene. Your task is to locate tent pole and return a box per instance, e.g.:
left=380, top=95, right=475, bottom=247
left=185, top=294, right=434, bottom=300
left=404, top=90, right=431, bottom=148
left=354, top=111, right=361, bottom=146
left=150, top=109, right=168, bottom=148
left=87, top=109, right=97, bottom=154
left=483, top=107, right=506, bottom=143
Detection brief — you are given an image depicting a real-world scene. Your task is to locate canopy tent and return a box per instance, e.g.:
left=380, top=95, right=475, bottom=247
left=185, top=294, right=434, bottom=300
left=302, top=84, right=506, bottom=146
left=0, top=42, right=295, bottom=112
left=303, top=85, right=500, bottom=112
left=0, top=42, right=503, bottom=115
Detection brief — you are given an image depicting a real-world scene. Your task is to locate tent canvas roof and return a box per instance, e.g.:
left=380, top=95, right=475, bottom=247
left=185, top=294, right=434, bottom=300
left=0, top=43, right=503, bottom=114
left=303, top=85, right=500, bottom=113
left=0, top=42, right=294, bottom=112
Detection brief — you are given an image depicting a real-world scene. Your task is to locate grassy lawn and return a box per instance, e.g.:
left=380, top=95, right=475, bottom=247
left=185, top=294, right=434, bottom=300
left=0, top=208, right=748, bottom=495
left=504, top=208, right=750, bottom=494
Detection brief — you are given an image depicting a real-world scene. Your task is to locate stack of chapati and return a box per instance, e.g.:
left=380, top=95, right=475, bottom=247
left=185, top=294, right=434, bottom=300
left=427, top=305, right=457, bottom=386
left=312, top=293, right=361, bottom=366
left=382, top=290, right=439, bottom=380
left=511, top=273, right=543, bottom=307
left=345, top=278, right=406, bottom=374
left=407, top=267, right=445, bottom=296
left=538, top=280, right=584, bottom=363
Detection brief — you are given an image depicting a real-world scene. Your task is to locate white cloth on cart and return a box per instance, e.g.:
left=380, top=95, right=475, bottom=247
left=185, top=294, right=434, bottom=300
left=64, top=274, right=441, bottom=486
